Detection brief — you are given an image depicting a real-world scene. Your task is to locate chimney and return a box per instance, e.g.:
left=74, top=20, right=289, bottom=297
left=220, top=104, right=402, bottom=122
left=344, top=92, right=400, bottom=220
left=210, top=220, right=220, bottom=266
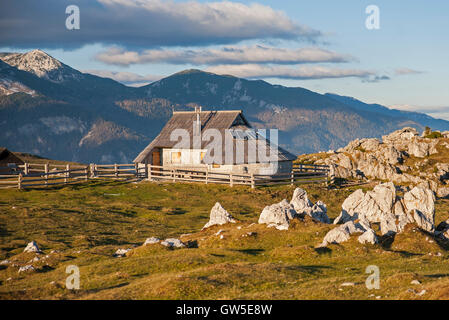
left=193, top=106, right=202, bottom=149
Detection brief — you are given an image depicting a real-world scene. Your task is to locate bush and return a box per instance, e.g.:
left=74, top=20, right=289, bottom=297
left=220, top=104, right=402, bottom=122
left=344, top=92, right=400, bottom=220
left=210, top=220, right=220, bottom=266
left=425, top=131, right=443, bottom=139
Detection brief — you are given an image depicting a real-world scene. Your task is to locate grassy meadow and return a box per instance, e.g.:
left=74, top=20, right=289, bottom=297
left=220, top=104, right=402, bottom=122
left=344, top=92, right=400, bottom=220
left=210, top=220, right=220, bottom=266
left=0, top=180, right=449, bottom=299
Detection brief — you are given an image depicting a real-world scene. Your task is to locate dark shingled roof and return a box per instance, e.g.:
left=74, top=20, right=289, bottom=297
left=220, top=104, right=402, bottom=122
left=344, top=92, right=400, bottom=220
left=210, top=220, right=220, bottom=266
left=134, top=110, right=296, bottom=164
left=0, top=147, right=24, bottom=165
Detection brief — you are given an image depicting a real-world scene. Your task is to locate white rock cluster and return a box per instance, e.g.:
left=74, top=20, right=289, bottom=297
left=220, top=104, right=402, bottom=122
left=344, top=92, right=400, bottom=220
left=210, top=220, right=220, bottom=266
left=320, top=182, right=436, bottom=247
left=315, top=127, right=449, bottom=197
left=258, top=188, right=330, bottom=230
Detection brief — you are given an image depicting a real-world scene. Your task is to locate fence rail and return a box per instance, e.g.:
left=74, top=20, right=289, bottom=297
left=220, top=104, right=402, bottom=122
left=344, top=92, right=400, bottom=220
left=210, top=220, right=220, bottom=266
left=0, top=162, right=330, bottom=190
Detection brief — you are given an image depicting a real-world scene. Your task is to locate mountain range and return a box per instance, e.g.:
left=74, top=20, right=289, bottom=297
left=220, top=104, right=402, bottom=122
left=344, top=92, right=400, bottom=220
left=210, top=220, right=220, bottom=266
left=1, top=49, right=448, bottom=164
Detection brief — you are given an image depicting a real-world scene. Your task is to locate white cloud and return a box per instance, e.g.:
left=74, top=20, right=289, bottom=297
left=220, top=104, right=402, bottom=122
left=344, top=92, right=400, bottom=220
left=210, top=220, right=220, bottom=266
left=0, top=0, right=321, bottom=49
left=395, top=68, right=424, bottom=75
left=96, top=45, right=353, bottom=66
left=83, top=69, right=161, bottom=85
left=205, top=64, right=374, bottom=80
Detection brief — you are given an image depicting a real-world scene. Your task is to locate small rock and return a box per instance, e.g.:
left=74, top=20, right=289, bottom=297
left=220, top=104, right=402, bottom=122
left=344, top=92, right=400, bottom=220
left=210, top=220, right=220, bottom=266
left=0, top=260, right=10, bottom=266
left=411, top=280, right=421, bottom=285
left=219, top=235, right=224, bottom=240
left=18, top=265, right=35, bottom=273
left=242, top=232, right=257, bottom=238
left=215, top=229, right=224, bottom=236
left=143, top=237, right=160, bottom=246
left=113, top=248, right=131, bottom=257
left=161, top=238, right=186, bottom=248
left=416, top=290, right=426, bottom=296
left=340, top=282, right=355, bottom=287
left=24, top=241, right=42, bottom=253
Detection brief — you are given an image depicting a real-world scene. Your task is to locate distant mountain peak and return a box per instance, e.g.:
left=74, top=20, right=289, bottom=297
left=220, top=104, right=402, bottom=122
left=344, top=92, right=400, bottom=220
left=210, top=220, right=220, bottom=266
left=0, top=49, right=82, bottom=83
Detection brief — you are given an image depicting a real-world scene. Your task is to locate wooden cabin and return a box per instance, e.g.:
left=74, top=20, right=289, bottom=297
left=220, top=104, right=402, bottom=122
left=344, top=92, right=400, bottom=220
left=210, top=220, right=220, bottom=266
left=0, top=147, right=24, bottom=173
left=134, top=109, right=296, bottom=175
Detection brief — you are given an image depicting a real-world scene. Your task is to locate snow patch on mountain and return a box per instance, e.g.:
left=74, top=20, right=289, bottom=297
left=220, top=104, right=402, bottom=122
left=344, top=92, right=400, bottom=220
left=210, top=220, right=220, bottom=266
left=0, top=50, right=82, bottom=83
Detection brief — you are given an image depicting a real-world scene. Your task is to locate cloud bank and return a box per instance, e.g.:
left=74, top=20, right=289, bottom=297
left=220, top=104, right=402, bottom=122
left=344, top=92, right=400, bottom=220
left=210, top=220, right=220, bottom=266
left=83, top=69, right=161, bottom=85
left=205, top=64, right=374, bottom=80
left=0, top=0, right=321, bottom=49
left=95, top=46, right=353, bottom=66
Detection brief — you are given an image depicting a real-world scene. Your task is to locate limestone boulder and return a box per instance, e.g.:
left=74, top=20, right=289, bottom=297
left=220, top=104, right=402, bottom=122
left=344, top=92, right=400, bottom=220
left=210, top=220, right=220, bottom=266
left=113, top=248, right=131, bottom=257
left=358, top=229, right=378, bottom=244
left=290, top=188, right=330, bottom=224
left=24, top=241, right=42, bottom=254
left=320, top=221, right=365, bottom=247
left=161, top=238, right=186, bottom=248
left=203, top=202, right=236, bottom=229
left=290, top=188, right=313, bottom=213
left=143, top=237, right=160, bottom=246
left=258, top=199, right=296, bottom=230
left=403, top=186, right=435, bottom=232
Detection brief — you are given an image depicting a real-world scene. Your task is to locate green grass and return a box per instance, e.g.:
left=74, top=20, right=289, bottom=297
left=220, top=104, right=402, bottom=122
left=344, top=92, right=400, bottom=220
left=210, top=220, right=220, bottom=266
left=0, top=180, right=449, bottom=300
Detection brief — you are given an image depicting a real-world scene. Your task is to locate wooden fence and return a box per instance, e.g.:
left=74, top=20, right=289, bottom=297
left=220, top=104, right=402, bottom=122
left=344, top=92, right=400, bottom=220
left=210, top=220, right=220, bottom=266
left=0, top=162, right=330, bottom=190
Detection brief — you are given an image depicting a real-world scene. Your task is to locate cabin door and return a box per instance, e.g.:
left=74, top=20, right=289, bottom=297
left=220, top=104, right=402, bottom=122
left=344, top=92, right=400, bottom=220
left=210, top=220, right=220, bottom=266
left=152, top=149, right=161, bottom=175
left=152, top=150, right=161, bottom=166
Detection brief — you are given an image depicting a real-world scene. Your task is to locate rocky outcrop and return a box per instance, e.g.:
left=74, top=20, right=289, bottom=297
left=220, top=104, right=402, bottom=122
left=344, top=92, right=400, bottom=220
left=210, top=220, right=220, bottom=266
left=334, top=182, right=397, bottom=235
left=315, top=127, right=445, bottom=189
left=258, top=199, right=297, bottom=230
left=290, top=188, right=330, bottom=223
left=203, top=202, right=236, bottom=229
left=334, top=182, right=436, bottom=236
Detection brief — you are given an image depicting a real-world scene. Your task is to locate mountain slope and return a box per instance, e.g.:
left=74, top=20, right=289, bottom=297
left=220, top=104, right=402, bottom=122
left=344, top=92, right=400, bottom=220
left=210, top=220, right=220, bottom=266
left=1, top=51, right=448, bottom=163
left=325, top=93, right=449, bottom=131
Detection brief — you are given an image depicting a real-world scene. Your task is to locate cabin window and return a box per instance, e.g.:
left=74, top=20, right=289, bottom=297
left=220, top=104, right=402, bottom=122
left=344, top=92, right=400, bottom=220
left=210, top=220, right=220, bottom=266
left=171, top=151, right=181, bottom=164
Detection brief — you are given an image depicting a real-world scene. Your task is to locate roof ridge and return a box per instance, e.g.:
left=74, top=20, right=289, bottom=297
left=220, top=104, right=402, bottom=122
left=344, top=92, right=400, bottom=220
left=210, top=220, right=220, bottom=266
left=173, top=110, right=242, bottom=114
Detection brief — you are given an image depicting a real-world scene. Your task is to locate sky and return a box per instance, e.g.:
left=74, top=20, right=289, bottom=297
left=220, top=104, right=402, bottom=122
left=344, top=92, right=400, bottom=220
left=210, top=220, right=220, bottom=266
left=1, top=0, right=448, bottom=120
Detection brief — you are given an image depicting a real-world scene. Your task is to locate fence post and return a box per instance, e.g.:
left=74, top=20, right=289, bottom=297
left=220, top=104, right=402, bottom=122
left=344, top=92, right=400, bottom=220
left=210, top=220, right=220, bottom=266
left=84, top=166, right=88, bottom=181
left=144, top=162, right=148, bottom=179
left=172, top=169, right=175, bottom=182
left=147, top=164, right=152, bottom=181
left=230, top=173, right=233, bottom=187
left=290, top=169, right=294, bottom=186
left=114, top=164, right=118, bottom=178
left=251, top=173, right=255, bottom=189
left=65, top=164, right=70, bottom=184
left=89, top=163, right=95, bottom=178
left=24, top=163, right=29, bottom=175
left=44, top=163, right=49, bottom=187
left=135, top=163, right=138, bottom=179
left=205, top=168, right=209, bottom=184
left=299, top=163, right=303, bottom=172
left=18, top=173, right=22, bottom=190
